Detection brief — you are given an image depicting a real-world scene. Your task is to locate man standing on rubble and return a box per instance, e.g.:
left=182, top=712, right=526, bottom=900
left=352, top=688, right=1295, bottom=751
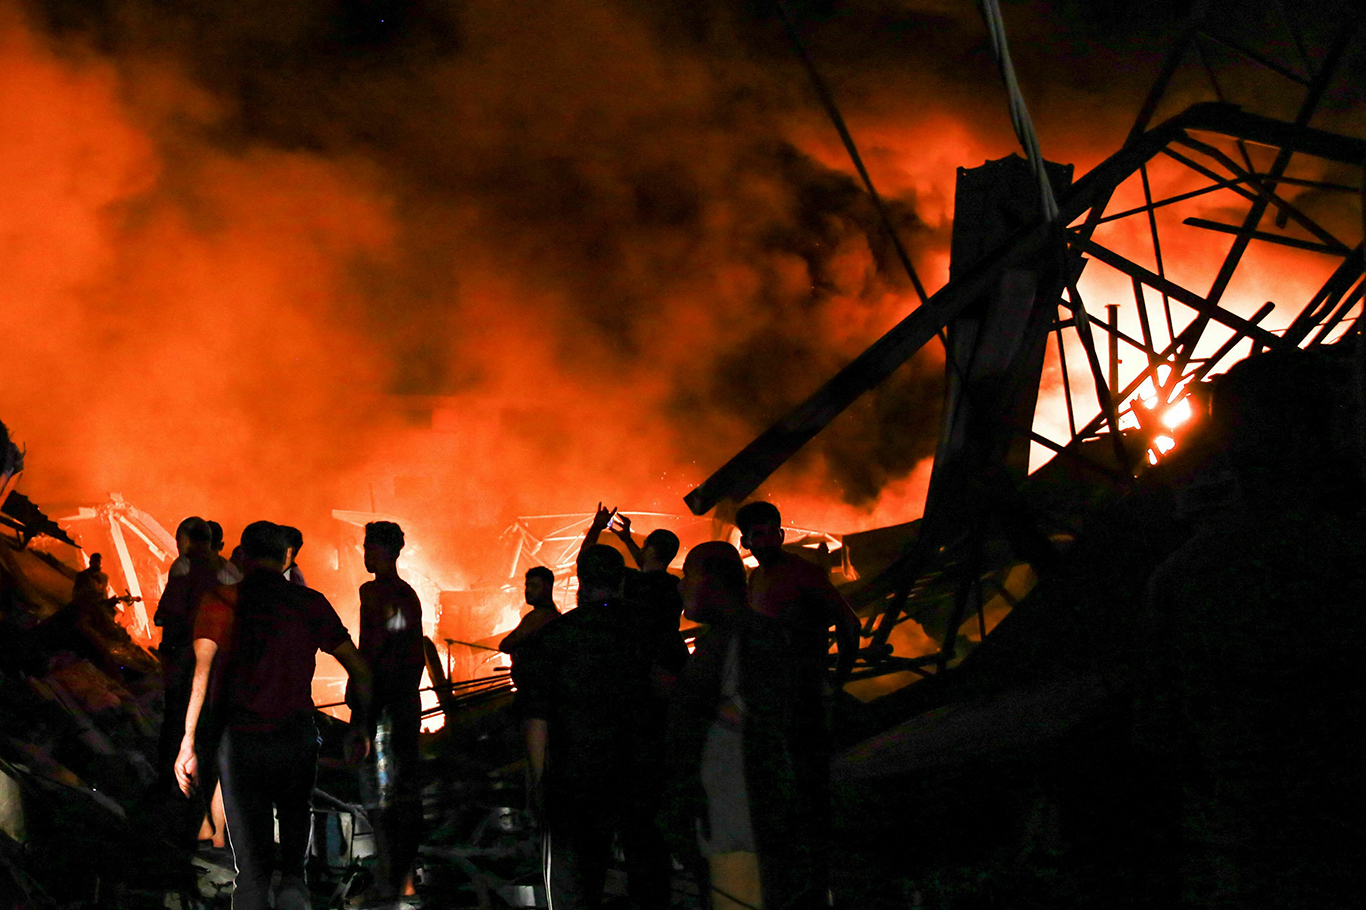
left=175, top=521, right=372, bottom=910
left=736, top=500, right=860, bottom=908
left=520, top=544, right=677, bottom=910
left=350, top=521, right=425, bottom=906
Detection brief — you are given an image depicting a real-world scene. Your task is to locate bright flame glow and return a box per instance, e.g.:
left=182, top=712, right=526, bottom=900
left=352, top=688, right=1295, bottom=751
left=1155, top=435, right=1176, bottom=454
left=1161, top=397, right=1193, bottom=430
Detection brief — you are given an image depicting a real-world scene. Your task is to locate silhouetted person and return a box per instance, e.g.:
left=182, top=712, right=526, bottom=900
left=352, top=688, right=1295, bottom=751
left=519, top=544, right=677, bottom=910
left=499, top=565, right=561, bottom=659
left=204, top=519, right=244, bottom=585
left=668, top=542, right=812, bottom=910
left=281, top=526, right=307, bottom=586
left=1134, top=350, right=1366, bottom=909
left=176, top=521, right=372, bottom=910
left=500, top=566, right=563, bottom=814
left=156, top=517, right=220, bottom=796
left=169, top=516, right=242, bottom=586
left=38, top=551, right=137, bottom=678
left=71, top=551, right=111, bottom=613
left=350, top=521, right=425, bottom=905
left=581, top=505, right=688, bottom=673
left=736, top=500, right=859, bottom=907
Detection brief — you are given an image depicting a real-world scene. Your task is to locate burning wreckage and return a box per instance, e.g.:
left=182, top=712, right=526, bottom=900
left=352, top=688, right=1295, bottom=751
left=3, top=2, right=1366, bottom=908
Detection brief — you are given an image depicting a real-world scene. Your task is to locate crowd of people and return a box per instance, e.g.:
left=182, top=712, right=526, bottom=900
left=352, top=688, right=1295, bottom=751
left=143, top=498, right=858, bottom=910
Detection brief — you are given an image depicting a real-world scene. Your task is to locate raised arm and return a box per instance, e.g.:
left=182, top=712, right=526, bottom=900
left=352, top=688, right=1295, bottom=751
left=612, top=514, right=645, bottom=569
left=577, top=503, right=616, bottom=558
left=174, top=637, right=219, bottom=796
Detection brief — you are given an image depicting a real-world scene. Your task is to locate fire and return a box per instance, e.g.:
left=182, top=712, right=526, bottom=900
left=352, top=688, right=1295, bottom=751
left=3, top=0, right=1356, bottom=668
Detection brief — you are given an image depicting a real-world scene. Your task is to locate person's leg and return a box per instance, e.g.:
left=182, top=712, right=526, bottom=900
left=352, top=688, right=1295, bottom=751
left=543, top=801, right=611, bottom=910
left=218, top=729, right=277, bottom=910
left=792, top=696, right=832, bottom=909
left=707, top=853, right=762, bottom=910
left=387, top=697, right=424, bottom=896
left=622, top=808, right=672, bottom=909
left=577, top=814, right=613, bottom=910
left=272, top=720, right=320, bottom=910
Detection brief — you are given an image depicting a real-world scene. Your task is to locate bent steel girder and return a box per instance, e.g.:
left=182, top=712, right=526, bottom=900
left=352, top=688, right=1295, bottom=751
left=686, top=5, right=1364, bottom=675
left=683, top=101, right=1366, bottom=519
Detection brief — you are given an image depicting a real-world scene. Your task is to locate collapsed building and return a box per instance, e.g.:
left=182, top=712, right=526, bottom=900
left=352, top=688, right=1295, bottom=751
left=2, top=1, right=1365, bottom=908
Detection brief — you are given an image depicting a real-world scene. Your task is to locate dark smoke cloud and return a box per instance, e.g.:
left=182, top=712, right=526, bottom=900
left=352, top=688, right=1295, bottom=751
left=5, top=0, right=1355, bottom=558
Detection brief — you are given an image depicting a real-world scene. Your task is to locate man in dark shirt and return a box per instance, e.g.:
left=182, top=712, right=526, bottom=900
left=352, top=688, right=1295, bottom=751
left=175, top=521, right=372, bottom=910
left=351, top=521, right=425, bottom=905
left=736, top=500, right=860, bottom=909
left=156, top=517, right=219, bottom=793
left=520, top=545, right=676, bottom=910
left=580, top=506, right=688, bottom=674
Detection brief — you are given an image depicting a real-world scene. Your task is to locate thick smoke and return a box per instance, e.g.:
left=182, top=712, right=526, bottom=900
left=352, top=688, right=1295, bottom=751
left=5, top=0, right=1354, bottom=602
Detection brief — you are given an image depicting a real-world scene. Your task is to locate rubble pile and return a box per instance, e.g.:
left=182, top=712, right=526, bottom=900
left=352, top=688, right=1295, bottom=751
left=0, top=492, right=188, bottom=907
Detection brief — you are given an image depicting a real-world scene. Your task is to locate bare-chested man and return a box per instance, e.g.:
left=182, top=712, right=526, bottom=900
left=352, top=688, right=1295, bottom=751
left=351, top=520, right=425, bottom=904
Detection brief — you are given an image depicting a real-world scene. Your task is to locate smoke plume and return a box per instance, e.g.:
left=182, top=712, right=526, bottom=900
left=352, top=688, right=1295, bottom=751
left=3, top=0, right=1355, bottom=602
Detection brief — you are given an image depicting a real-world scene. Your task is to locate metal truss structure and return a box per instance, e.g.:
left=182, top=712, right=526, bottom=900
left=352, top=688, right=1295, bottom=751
left=56, top=493, right=178, bottom=643
left=685, top=2, right=1365, bottom=679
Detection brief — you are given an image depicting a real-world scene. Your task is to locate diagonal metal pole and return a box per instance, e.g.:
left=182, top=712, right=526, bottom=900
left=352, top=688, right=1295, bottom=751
left=1173, top=19, right=1360, bottom=374
left=1139, top=163, right=1177, bottom=343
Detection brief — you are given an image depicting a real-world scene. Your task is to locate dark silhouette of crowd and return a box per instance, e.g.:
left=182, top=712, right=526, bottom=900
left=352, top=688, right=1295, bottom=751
left=149, top=498, right=856, bottom=910
left=510, top=502, right=857, bottom=910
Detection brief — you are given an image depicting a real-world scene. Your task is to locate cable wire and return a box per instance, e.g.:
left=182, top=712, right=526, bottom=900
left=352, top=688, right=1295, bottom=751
left=977, top=0, right=1058, bottom=222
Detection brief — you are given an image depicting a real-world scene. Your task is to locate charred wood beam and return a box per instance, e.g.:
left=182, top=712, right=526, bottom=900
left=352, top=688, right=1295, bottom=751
left=684, top=101, right=1365, bottom=515
left=1181, top=217, right=1352, bottom=255
left=1180, top=100, right=1366, bottom=169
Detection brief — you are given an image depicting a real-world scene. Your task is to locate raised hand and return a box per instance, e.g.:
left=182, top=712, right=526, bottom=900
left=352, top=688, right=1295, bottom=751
left=590, top=502, right=616, bottom=532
